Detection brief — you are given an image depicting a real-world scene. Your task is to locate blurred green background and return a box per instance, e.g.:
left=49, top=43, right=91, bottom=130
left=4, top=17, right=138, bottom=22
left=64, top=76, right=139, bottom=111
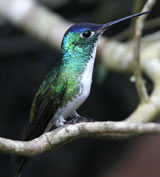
left=0, top=0, right=160, bottom=177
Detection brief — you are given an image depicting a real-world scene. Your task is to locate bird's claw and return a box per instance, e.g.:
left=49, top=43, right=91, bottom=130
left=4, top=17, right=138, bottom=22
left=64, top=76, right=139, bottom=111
left=66, top=113, right=93, bottom=124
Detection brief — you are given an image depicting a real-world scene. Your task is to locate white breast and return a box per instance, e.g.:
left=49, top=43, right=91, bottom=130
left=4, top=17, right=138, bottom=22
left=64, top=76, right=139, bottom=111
left=46, top=43, right=98, bottom=129
left=80, top=45, right=97, bottom=100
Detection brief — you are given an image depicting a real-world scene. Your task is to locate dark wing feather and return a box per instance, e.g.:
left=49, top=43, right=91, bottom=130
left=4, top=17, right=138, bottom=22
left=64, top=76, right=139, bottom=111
left=14, top=68, right=67, bottom=177
left=22, top=95, right=54, bottom=141
left=23, top=68, right=67, bottom=141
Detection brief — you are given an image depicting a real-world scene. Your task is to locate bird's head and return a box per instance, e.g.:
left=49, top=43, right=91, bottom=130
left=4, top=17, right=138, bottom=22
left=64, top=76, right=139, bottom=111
left=61, top=11, right=148, bottom=55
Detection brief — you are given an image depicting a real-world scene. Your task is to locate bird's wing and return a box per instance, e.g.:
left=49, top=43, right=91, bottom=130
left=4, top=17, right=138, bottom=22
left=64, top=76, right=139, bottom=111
left=14, top=68, right=67, bottom=177
left=23, top=68, right=67, bottom=141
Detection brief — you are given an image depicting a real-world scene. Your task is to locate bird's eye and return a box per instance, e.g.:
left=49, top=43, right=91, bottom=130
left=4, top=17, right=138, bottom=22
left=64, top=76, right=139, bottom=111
left=81, top=30, right=92, bottom=38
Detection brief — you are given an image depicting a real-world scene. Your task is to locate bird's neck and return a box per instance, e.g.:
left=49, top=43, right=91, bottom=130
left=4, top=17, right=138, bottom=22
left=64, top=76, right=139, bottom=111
left=61, top=43, right=97, bottom=78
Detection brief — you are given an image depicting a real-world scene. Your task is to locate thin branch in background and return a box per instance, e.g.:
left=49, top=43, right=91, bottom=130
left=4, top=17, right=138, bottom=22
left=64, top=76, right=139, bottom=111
left=0, top=0, right=71, bottom=50
left=130, top=0, right=145, bottom=38
left=132, top=0, right=156, bottom=103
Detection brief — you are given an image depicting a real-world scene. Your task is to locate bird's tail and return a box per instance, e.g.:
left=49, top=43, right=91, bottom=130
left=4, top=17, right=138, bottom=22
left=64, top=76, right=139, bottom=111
left=13, top=123, right=32, bottom=177
left=13, top=117, right=53, bottom=177
left=13, top=157, right=30, bottom=177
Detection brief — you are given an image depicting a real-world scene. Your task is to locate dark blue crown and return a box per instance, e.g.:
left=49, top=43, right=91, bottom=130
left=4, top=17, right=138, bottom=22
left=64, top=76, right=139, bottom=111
left=67, top=23, right=102, bottom=33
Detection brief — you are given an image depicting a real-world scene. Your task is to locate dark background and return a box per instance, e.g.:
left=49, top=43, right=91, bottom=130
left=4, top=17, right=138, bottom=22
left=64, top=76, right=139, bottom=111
left=0, top=0, right=160, bottom=177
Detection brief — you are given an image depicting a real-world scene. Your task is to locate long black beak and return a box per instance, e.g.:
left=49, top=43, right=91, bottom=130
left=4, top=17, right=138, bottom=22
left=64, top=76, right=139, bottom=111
left=99, top=11, right=149, bottom=31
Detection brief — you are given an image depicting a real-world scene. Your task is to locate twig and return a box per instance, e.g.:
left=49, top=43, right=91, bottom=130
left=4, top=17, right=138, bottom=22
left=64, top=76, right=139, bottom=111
left=130, top=0, right=145, bottom=38
left=132, top=0, right=156, bottom=103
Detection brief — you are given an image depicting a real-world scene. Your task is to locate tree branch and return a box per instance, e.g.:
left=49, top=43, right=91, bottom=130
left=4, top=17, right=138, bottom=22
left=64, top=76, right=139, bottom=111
left=1, top=121, right=160, bottom=156
left=132, top=0, right=156, bottom=102
left=0, top=0, right=71, bottom=50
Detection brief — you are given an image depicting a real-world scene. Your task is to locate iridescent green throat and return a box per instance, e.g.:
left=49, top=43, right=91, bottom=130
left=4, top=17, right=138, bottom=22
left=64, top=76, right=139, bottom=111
left=61, top=30, right=97, bottom=78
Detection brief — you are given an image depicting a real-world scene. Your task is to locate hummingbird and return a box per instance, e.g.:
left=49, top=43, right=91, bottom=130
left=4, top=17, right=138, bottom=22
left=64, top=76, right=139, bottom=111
left=14, top=11, right=148, bottom=177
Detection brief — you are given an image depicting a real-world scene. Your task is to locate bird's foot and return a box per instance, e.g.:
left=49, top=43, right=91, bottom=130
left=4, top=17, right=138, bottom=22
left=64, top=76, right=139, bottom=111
left=66, top=112, right=93, bottom=124
left=56, top=116, right=66, bottom=127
